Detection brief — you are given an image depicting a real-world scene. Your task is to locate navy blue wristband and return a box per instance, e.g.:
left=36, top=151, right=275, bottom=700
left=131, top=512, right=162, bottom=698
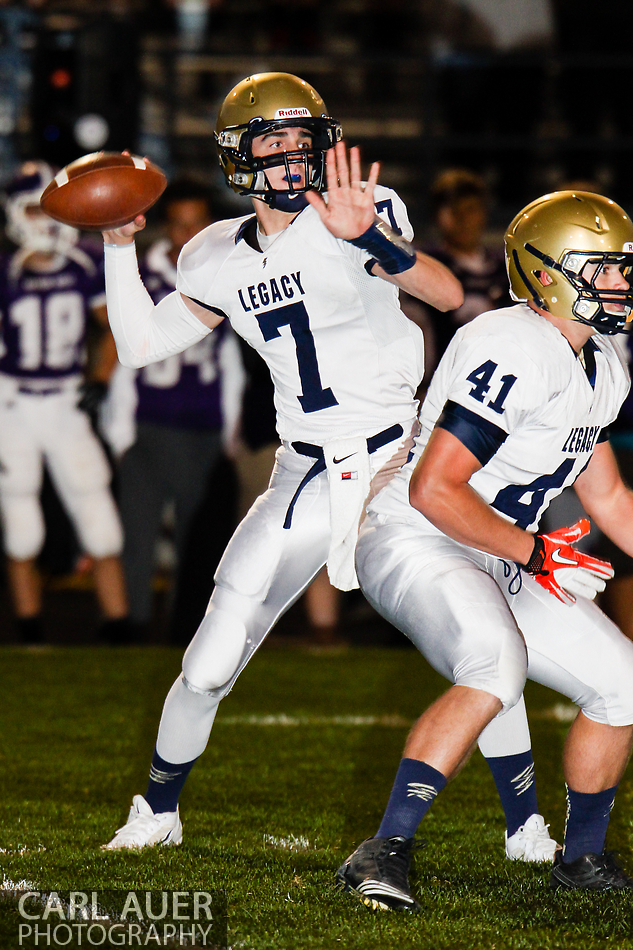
left=348, top=216, right=416, bottom=275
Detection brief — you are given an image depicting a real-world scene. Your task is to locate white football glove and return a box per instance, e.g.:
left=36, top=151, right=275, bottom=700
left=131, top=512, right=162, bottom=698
left=553, top=566, right=610, bottom=601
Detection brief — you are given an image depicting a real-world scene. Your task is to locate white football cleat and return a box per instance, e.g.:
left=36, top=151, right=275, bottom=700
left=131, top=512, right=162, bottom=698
left=101, top=794, right=183, bottom=851
left=505, top=813, right=559, bottom=863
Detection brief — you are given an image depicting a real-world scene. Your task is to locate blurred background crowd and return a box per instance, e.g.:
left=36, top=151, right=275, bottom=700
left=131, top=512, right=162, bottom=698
left=0, top=0, right=631, bottom=648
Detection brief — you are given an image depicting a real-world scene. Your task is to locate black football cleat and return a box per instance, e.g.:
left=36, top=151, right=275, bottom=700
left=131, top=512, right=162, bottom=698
left=551, top=850, right=633, bottom=891
left=336, top=835, right=421, bottom=912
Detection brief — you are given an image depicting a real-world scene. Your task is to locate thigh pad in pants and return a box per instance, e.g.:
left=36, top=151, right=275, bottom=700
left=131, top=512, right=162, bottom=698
left=500, top=567, right=633, bottom=726
left=356, top=520, right=528, bottom=711
left=183, top=447, right=331, bottom=694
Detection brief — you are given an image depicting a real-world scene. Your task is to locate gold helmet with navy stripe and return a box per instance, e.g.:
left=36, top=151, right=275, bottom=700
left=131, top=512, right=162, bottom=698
left=505, top=190, right=633, bottom=334
left=214, top=72, right=342, bottom=207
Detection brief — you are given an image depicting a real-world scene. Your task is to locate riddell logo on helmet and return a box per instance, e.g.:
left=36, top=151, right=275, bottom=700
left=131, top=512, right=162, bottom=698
left=275, top=108, right=311, bottom=119
left=623, top=242, right=633, bottom=252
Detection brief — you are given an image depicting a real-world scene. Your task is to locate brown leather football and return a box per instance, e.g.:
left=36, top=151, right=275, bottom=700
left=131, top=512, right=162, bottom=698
left=40, top=152, right=167, bottom=230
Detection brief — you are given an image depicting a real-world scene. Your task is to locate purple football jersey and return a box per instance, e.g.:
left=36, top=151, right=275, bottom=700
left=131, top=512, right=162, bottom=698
left=0, top=243, right=105, bottom=380
left=136, top=240, right=225, bottom=431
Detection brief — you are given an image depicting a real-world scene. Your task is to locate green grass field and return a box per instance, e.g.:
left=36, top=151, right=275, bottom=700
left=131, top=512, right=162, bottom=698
left=1, top=645, right=633, bottom=949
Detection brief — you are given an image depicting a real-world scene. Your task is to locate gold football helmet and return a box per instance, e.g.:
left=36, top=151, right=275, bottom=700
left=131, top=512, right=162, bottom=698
left=214, top=72, right=342, bottom=208
left=505, top=191, right=633, bottom=334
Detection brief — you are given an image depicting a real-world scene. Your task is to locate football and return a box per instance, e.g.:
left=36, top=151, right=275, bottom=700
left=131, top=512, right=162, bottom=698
left=40, top=151, right=167, bottom=231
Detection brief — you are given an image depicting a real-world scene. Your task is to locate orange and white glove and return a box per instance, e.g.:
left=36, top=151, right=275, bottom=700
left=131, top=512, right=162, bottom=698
left=522, top=519, right=614, bottom=605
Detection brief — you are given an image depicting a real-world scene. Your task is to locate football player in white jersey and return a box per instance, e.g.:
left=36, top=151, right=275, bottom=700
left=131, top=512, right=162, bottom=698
left=100, top=73, right=561, bottom=857
left=337, top=191, right=633, bottom=909
left=97, top=70, right=466, bottom=849
left=0, top=162, right=129, bottom=644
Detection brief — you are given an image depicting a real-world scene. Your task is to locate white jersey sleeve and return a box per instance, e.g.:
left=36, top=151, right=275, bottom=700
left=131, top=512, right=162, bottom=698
left=336, top=184, right=414, bottom=272
left=373, top=185, right=413, bottom=241
left=436, top=326, right=546, bottom=447
left=176, top=217, right=247, bottom=310
left=370, top=305, right=630, bottom=533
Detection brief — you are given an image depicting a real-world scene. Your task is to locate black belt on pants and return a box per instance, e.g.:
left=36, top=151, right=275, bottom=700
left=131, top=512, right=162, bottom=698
left=283, top=422, right=404, bottom=530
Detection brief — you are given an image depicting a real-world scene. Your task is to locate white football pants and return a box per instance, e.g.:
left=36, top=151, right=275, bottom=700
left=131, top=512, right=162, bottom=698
left=155, top=439, right=541, bottom=764
left=355, top=516, right=633, bottom=728
left=0, top=375, right=123, bottom=560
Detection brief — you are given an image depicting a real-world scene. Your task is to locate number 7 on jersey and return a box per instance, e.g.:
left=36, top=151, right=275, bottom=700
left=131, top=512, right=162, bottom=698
left=254, top=301, right=338, bottom=413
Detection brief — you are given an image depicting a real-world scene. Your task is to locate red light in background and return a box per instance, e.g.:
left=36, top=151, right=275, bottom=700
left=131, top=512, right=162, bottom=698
left=49, top=68, right=72, bottom=89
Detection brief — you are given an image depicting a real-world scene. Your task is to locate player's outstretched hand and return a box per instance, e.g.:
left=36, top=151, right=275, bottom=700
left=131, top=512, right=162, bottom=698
left=305, top=141, right=379, bottom=240
left=523, top=518, right=614, bottom=605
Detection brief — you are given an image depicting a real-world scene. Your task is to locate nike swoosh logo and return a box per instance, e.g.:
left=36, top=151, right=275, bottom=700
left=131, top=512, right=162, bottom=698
left=551, top=549, right=577, bottom=566
left=333, top=453, right=356, bottom=464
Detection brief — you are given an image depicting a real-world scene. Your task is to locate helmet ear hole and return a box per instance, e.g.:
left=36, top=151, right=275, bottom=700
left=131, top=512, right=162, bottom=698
left=537, top=270, right=554, bottom=287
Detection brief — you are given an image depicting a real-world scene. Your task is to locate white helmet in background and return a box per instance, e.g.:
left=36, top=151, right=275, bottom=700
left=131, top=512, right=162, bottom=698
left=4, top=161, right=79, bottom=255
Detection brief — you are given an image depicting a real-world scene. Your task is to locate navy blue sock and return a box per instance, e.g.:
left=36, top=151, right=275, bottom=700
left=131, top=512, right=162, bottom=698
left=376, top=758, right=447, bottom=840
left=563, top=784, right=618, bottom=863
left=484, top=750, right=539, bottom=837
left=145, top=749, right=198, bottom=813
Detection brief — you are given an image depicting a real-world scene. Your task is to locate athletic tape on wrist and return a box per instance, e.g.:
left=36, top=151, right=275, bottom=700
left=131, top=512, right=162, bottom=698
left=348, top=215, right=416, bottom=274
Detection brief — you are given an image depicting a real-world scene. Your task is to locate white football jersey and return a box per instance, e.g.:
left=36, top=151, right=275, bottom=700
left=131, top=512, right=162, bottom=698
left=370, top=304, right=630, bottom=533
left=176, top=186, right=424, bottom=444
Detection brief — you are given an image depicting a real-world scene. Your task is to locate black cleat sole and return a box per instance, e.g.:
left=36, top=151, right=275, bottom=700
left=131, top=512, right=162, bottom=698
left=550, top=851, right=633, bottom=891
left=336, top=865, right=420, bottom=913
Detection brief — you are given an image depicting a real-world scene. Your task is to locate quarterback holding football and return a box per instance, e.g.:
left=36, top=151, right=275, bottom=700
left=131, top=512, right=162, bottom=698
left=97, top=71, right=466, bottom=848
left=96, top=71, right=560, bottom=861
